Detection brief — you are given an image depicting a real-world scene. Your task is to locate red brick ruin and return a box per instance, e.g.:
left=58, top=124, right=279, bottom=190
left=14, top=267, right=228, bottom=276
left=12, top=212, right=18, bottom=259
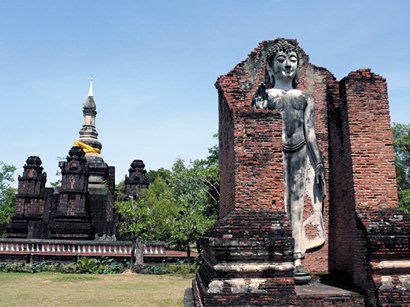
left=193, top=39, right=410, bottom=306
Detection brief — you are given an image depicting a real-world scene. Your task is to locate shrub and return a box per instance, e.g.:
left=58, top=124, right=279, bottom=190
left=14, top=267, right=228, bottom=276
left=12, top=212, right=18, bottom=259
left=0, top=257, right=128, bottom=274
left=0, top=261, right=77, bottom=274
left=143, top=260, right=199, bottom=275
left=76, top=257, right=99, bottom=274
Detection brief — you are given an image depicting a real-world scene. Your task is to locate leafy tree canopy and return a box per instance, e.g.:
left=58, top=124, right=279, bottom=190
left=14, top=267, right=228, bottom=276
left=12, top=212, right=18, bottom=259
left=392, top=123, right=410, bottom=212
left=169, top=157, right=217, bottom=265
left=147, top=168, right=172, bottom=184
left=114, top=176, right=177, bottom=267
left=0, top=161, right=17, bottom=236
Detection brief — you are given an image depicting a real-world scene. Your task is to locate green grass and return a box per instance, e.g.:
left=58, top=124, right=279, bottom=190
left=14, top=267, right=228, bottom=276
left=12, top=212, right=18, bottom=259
left=0, top=272, right=194, bottom=306
left=52, top=275, right=101, bottom=282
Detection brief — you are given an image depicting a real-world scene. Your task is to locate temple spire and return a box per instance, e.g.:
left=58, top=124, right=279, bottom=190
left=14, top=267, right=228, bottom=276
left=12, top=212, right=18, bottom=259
left=76, top=79, right=101, bottom=154
left=75, top=79, right=108, bottom=195
left=88, top=77, right=93, bottom=97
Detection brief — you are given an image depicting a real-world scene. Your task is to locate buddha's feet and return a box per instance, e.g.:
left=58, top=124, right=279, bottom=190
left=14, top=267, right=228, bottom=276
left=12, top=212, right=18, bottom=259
left=293, top=265, right=311, bottom=284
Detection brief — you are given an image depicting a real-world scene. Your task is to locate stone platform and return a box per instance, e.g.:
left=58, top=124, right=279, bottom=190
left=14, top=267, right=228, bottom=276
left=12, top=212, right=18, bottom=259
left=187, top=282, right=364, bottom=307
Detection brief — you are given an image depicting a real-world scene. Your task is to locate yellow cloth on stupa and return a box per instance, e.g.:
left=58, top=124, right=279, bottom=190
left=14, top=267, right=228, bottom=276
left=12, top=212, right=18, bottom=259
left=73, top=141, right=101, bottom=154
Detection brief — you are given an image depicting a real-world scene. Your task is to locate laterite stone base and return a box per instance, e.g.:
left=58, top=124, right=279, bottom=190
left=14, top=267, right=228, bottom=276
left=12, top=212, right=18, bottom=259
left=194, top=209, right=298, bottom=306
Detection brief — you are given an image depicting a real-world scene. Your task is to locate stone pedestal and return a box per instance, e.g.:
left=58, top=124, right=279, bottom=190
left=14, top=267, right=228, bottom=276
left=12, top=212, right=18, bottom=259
left=194, top=210, right=297, bottom=306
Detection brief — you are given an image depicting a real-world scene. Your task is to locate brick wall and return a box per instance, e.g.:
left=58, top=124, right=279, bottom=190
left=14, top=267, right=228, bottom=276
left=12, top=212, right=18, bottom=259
left=218, top=92, right=235, bottom=217
left=343, top=69, right=398, bottom=209
left=328, top=70, right=396, bottom=273
left=373, top=274, right=410, bottom=306
left=232, top=109, right=284, bottom=212
left=328, top=69, right=410, bottom=306
left=360, top=208, right=410, bottom=306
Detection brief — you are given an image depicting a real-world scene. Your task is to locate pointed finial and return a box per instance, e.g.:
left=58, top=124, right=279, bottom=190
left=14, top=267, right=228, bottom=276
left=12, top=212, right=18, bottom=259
left=88, top=77, right=93, bottom=97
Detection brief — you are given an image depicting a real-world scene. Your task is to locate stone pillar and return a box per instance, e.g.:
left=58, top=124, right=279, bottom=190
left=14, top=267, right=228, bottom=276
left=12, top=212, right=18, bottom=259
left=6, top=156, right=47, bottom=238
left=49, top=146, right=94, bottom=239
left=124, top=160, right=150, bottom=197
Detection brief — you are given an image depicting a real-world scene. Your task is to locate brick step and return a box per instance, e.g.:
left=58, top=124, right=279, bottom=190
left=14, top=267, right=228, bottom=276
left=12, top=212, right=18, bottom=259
left=296, top=283, right=364, bottom=306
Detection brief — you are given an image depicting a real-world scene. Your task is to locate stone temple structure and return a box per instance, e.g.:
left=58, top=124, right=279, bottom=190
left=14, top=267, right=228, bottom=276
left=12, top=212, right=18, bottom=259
left=6, top=80, right=150, bottom=240
left=193, top=39, right=410, bottom=306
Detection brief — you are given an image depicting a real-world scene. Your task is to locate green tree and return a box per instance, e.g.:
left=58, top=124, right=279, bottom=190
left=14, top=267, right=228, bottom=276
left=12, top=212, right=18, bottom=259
left=115, top=180, right=125, bottom=191
left=147, top=168, right=172, bottom=184
left=114, top=177, right=176, bottom=268
left=170, top=158, right=217, bottom=267
left=143, top=177, right=177, bottom=242
left=191, top=139, right=220, bottom=217
left=392, top=123, right=410, bottom=212
left=0, top=161, right=17, bottom=236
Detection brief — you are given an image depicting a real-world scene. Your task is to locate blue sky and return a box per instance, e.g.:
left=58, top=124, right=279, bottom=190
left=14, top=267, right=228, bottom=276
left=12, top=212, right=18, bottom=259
left=1, top=0, right=410, bottom=186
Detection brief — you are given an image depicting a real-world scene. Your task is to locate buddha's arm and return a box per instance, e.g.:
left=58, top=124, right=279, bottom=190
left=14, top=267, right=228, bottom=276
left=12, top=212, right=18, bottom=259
left=304, top=95, right=326, bottom=197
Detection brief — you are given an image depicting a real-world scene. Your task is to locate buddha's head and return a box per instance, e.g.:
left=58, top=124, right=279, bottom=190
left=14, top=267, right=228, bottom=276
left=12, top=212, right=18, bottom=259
left=266, top=40, right=300, bottom=88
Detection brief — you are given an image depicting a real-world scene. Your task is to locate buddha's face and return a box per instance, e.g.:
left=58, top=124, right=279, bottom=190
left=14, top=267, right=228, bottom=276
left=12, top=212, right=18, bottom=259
left=271, top=51, right=298, bottom=82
